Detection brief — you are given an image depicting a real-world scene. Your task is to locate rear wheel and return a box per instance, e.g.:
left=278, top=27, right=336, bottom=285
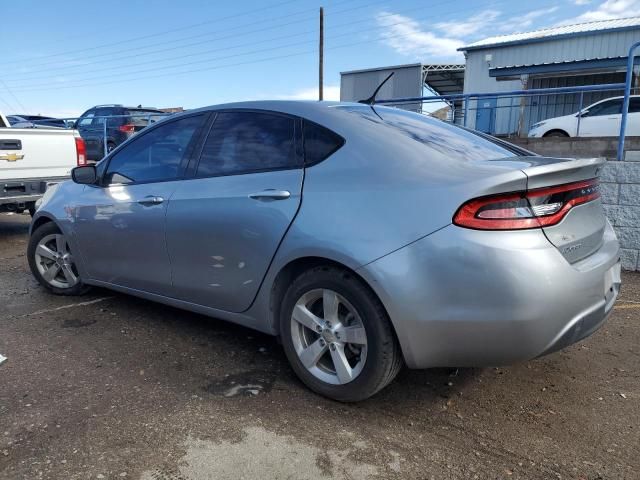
left=280, top=266, right=402, bottom=402
left=28, top=222, right=91, bottom=296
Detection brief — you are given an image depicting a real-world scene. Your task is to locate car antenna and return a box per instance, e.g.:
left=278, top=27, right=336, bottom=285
left=358, top=72, right=394, bottom=106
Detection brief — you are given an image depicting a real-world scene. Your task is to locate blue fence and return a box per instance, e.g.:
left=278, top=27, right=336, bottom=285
left=375, top=41, right=640, bottom=161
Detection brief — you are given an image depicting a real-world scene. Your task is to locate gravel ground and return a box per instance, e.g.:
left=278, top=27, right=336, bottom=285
left=0, top=213, right=638, bottom=480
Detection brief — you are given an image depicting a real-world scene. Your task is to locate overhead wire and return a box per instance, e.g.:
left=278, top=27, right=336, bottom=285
left=8, top=0, right=528, bottom=87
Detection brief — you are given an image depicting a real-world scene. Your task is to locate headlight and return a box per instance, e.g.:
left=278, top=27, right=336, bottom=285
left=531, top=121, right=546, bottom=129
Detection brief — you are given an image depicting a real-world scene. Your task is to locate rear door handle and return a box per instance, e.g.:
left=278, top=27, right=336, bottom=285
left=137, top=195, right=164, bottom=206
left=248, top=189, right=291, bottom=201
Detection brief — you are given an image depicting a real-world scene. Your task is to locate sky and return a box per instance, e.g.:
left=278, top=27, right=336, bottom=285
left=2, top=0, right=639, bottom=118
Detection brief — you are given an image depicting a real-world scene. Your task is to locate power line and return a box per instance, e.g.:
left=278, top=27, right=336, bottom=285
left=8, top=2, right=560, bottom=95
left=7, top=18, right=529, bottom=94
left=0, top=94, right=17, bottom=113
left=6, top=1, right=506, bottom=87
left=8, top=0, right=539, bottom=88
left=2, top=0, right=362, bottom=69
left=6, top=1, right=417, bottom=81
left=5, top=0, right=383, bottom=75
left=0, top=79, right=27, bottom=113
left=1, top=0, right=304, bottom=65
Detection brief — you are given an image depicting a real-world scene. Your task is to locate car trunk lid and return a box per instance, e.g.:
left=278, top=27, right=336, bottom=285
left=520, top=157, right=606, bottom=263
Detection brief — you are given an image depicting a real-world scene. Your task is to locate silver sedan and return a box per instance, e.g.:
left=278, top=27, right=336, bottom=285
left=28, top=101, right=621, bottom=401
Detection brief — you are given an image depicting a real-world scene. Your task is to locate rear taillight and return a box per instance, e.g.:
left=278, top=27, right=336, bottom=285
left=453, top=178, right=600, bottom=230
left=118, top=124, right=135, bottom=134
left=75, top=137, right=87, bottom=166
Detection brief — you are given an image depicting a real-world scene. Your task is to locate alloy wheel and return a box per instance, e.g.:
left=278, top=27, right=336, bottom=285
left=290, top=288, right=368, bottom=385
left=34, top=233, right=80, bottom=289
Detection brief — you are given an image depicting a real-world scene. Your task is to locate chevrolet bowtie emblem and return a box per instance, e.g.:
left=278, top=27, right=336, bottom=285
left=0, top=153, right=24, bottom=162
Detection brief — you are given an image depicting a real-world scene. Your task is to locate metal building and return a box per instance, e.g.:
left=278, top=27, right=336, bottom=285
left=340, top=63, right=465, bottom=113
left=459, top=17, right=640, bottom=134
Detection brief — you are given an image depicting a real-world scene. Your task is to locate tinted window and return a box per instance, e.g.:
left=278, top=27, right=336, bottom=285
left=629, top=98, right=640, bottom=113
left=94, top=108, right=122, bottom=127
left=588, top=99, right=622, bottom=116
left=77, top=111, right=95, bottom=126
left=105, top=115, right=203, bottom=184
left=338, top=105, right=517, bottom=161
left=303, top=121, right=344, bottom=165
left=196, top=112, right=298, bottom=177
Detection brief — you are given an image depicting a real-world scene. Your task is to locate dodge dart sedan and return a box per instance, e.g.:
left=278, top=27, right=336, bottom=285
left=28, top=101, right=621, bottom=402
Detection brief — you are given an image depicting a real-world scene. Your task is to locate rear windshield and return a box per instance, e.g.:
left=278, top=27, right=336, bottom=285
left=337, top=105, right=522, bottom=161
left=126, top=109, right=167, bottom=126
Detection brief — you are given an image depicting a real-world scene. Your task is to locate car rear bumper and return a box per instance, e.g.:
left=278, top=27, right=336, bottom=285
left=357, top=220, right=621, bottom=369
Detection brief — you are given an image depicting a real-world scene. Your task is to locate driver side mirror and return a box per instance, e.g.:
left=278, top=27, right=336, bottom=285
left=71, top=165, right=97, bottom=185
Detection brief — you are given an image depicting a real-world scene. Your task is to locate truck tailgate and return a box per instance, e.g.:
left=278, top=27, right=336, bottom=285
left=0, top=128, right=76, bottom=180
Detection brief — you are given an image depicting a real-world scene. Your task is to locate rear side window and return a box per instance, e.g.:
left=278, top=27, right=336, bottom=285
left=629, top=98, right=640, bottom=113
left=105, top=114, right=203, bottom=184
left=93, top=108, right=122, bottom=127
left=196, top=111, right=298, bottom=177
left=303, top=121, right=345, bottom=165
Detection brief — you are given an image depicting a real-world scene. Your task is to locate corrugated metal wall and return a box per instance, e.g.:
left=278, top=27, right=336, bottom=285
left=462, top=28, right=640, bottom=134
left=340, top=65, right=423, bottom=111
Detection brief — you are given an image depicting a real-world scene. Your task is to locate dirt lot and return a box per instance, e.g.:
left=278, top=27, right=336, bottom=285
left=0, top=213, right=638, bottom=480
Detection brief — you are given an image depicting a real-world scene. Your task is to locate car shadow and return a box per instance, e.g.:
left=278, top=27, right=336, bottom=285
left=0, top=213, right=31, bottom=239
left=66, top=288, right=482, bottom=411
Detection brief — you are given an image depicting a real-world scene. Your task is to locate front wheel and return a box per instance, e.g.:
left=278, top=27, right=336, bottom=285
left=28, top=222, right=91, bottom=296
left=280, top=266, right=402, bottom=402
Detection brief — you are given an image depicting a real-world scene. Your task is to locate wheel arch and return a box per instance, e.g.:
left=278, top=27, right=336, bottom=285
left=269, top=256, right=402, bottom=349
left=29, top=213, right=59, bottom=236
left=542, top=129, right=570, bottom=137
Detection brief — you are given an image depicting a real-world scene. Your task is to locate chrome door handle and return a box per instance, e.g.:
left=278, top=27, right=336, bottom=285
left=137, top=195, right=164, bottom=206
left=248, top=189, right=291, bottom=201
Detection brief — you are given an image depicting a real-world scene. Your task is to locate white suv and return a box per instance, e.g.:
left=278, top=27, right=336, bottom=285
left=528, top=95, right=640, bottom=138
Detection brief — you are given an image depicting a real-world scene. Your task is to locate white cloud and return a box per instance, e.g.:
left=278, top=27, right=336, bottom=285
left=499, top=7, right=559, bottom=32
left=575, top=0, right=591, bottom=5
left=272, top=85, right=340, bottom=101
left=560, top=0, right=640, bottom=24
left=375, top=11, right=464, bottom=59
left=435, top=10, right=501, bottom=37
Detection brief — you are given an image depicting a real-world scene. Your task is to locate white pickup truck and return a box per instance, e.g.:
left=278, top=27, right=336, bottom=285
left=0, top=112, right=85, bottom=215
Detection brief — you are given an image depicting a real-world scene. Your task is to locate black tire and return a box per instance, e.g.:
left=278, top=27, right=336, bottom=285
left=544, top=130, right=569, bottom=138
left=27, top=203, right=36, bottom=217
left=279, top=265, right=403, bottom=402
left=28, top=222, right=91, bottom=296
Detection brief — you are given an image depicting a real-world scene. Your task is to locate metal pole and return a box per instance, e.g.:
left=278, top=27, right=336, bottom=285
left=576, top=91, right=584, bottom=137
left=103, top=117, right=108, bottom=158
left=507, top=96, right=514, bottom=137
left=618, top=41, right=640, bottom=161
left=319, top=7, right=324, bottom=101
left=463, top=95, right=469, bottom=127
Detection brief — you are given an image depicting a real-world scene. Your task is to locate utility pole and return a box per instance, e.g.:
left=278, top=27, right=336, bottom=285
left=319, top=7, right=324, bottom=101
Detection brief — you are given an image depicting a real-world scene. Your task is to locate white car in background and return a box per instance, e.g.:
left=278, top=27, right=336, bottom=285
left=528, top=95, right=640, bottom=138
